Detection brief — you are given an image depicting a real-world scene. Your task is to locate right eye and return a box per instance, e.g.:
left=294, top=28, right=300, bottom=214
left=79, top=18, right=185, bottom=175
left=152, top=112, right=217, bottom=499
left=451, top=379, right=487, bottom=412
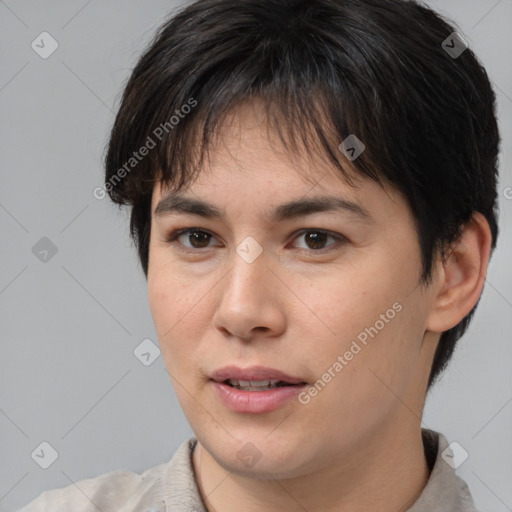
left=165, top=228, right=220, bottom=252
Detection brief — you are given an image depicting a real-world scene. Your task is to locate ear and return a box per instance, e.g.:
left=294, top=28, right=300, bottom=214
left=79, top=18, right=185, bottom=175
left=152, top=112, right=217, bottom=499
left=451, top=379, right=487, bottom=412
left=426, top=212, right=493, bottom=333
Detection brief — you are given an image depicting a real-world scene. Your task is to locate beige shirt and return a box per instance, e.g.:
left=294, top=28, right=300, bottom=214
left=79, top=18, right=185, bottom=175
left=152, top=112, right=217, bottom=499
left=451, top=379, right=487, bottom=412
left=17, top=429, right=480, bottom=511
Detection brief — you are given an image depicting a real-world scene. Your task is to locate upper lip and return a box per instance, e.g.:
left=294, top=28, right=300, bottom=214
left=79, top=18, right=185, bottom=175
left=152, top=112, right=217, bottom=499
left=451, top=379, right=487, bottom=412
left=210, top=365, right=306, bottom=384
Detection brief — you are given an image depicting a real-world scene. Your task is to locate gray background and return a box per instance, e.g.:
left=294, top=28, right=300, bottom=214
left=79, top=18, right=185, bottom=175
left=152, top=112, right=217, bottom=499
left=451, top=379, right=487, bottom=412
left=1, top=0, right=511, bottom=510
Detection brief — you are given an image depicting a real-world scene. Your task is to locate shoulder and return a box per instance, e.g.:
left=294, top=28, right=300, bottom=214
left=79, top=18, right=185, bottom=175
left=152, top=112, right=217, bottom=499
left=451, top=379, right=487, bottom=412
left=16, top=460, right=169, bottom=512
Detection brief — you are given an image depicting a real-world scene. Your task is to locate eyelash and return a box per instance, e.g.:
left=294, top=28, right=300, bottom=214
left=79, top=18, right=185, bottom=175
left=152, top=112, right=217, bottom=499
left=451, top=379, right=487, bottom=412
left=164, top=227, right=348, bottom=255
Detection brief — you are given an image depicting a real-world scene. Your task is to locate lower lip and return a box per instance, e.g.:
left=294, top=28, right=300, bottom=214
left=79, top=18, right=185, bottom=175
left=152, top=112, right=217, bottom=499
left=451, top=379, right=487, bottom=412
left=211, top=380, right=307, bottom=413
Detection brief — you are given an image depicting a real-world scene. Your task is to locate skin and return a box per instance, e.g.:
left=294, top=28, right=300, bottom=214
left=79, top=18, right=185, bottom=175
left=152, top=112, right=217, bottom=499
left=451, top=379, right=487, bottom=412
left=147, top=101, right=492, bottom=512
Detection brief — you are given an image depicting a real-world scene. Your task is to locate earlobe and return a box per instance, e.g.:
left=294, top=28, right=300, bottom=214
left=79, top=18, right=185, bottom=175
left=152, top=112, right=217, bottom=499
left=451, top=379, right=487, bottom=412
left=426, top=212, right=492, bottom=333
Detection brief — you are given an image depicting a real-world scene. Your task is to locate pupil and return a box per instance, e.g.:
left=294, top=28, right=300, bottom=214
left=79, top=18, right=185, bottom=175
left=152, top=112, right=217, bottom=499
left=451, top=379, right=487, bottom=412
left=190, top=231, right=210, bottom=248
left=307, top=232, right=327, bottom=249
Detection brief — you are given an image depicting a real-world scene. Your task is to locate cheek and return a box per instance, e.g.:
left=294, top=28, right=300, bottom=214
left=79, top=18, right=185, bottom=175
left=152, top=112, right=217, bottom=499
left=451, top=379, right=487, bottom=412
left=300, top=265, right=393, bottom=346
left=148, top=261, right=203, bottom=331
left=147, top=264, right=215, bottom=374
left=299, top=261, right=423, bottom=402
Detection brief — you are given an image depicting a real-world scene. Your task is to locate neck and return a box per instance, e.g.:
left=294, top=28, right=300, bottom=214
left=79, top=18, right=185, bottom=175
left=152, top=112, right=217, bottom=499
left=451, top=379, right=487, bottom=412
left=192, top=421, right=431, bottom=512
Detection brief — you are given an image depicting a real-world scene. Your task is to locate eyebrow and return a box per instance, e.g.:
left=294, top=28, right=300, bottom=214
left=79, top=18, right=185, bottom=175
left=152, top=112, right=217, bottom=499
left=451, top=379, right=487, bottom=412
left=154, top=193, right=373, bottom=224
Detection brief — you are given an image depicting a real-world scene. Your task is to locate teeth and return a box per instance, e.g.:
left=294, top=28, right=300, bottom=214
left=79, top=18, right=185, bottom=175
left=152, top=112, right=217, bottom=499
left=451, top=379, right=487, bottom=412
left=227, top=378, right=284, bottom=390
left=250, top=379, right=271, bottom=386
left=228, top=379, right=281, bottom=386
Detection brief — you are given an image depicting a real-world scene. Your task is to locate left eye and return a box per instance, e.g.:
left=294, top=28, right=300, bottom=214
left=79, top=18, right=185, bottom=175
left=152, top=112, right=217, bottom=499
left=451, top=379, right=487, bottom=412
left=165, top=228, right=345, bottom=252
left=290, top=229, right=343, bottom=251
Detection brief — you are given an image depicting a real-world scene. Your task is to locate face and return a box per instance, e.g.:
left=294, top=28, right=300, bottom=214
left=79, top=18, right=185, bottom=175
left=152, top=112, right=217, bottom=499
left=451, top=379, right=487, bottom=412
left=147, top=102, right=440, bottom=479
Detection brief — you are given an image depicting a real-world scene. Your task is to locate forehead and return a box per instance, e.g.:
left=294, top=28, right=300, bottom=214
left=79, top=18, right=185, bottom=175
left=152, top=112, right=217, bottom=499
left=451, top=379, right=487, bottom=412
left=152, top=101, right=352, bottom=194
left=150, top=101, right=404, bottom=224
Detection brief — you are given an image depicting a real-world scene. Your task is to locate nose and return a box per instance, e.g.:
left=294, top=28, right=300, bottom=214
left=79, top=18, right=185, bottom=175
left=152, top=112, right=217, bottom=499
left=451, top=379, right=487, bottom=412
left=212, top=248, right=287, bottom=342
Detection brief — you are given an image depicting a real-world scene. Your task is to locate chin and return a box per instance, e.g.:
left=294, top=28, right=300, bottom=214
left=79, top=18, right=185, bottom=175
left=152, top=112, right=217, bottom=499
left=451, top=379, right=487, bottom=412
left=198, top=428, right=317, bottom=479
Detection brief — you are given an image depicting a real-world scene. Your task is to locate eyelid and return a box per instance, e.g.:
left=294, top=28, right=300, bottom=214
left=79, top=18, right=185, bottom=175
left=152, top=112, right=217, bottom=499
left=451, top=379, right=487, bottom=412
left=165, top=227, right=347, bottom=254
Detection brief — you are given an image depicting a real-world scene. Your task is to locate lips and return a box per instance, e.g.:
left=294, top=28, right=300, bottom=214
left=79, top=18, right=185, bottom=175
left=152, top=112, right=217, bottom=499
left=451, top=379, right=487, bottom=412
left=210, top=365, right=307, bottom=385
left=210, top=365, right=308, bottom=413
